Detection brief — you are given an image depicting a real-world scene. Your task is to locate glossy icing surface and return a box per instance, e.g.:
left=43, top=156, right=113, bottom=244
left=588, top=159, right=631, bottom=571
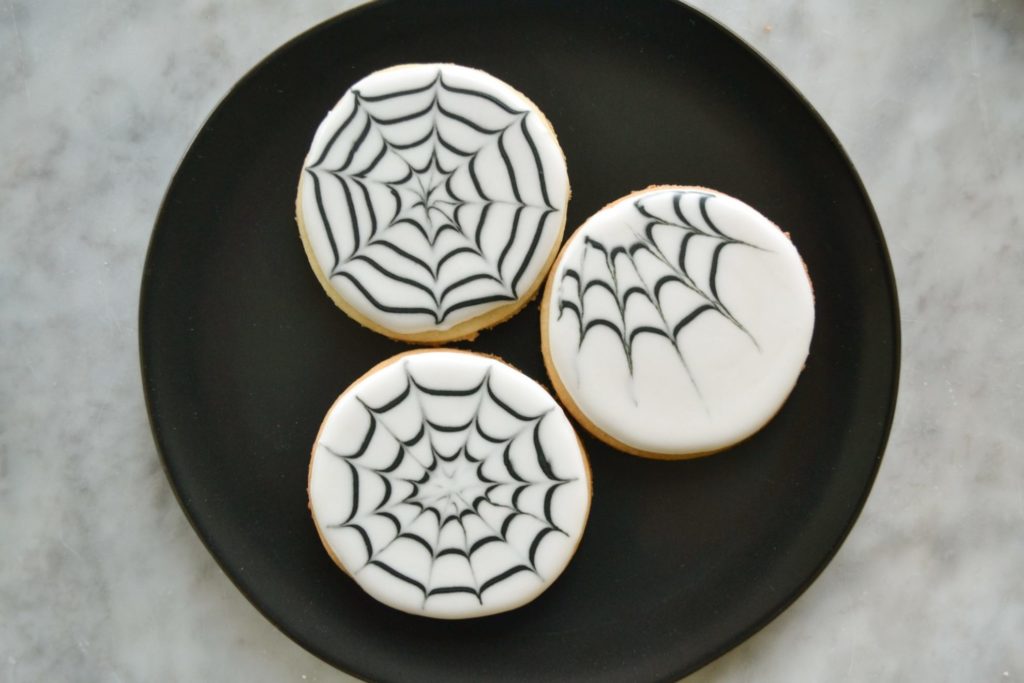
left=299, top=64, right=569, bottom=335
left=309, top=351, right=590, bottom=619
left=545, top=188, right=815, bottom=456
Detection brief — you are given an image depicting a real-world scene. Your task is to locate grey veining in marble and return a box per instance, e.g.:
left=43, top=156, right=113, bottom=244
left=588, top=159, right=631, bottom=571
left=1, top=1, right=1022, bottom=681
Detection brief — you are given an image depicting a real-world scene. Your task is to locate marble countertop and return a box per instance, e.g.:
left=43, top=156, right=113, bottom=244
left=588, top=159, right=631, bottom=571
left=2, top=1, right=1021, bottom=680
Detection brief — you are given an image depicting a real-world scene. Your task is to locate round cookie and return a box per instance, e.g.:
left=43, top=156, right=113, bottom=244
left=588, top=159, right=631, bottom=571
left=297, top=64, right=571, bottom=343
left=541, top=186, right=815, bottom=459
left=308, top=349, right=591, bottom=619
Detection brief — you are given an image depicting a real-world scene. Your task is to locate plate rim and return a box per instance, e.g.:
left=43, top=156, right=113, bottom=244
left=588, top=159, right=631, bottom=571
left=138, top=0, right=902, bottom=679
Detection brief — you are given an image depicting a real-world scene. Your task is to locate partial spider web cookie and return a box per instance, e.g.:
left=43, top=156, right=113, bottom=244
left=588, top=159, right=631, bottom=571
left=542, top=186, right=815, bottom=459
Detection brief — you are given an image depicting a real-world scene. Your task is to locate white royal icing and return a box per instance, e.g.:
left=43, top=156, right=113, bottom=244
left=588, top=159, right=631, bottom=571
left=309, top=351, right=590, bottom=619
left=544, top=188, right=815, bottom=456
left=299, top=64, right=570, bottom=335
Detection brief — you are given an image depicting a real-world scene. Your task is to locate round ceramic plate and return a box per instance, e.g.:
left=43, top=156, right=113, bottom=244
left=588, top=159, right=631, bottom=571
left=139, top=1, right=900, bottom=680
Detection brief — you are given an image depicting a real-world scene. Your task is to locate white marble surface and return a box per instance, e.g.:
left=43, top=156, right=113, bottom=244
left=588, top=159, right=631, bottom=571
left=1, top=0, right=1021, bottom=680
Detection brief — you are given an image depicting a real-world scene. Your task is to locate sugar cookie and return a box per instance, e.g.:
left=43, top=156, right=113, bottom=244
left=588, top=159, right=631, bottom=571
left=309, top=349, right=591, bottom=618
left=297, top=64, right=570, bottom=342
left=541, top=186, right=814, bottom=459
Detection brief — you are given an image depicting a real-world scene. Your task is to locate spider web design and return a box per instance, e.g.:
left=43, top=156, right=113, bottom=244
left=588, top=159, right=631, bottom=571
left=557, top=190, right=764, bottom=386
left=304, top=68, right=560, bottom=326
left=318, top=364, right=578, bottom=609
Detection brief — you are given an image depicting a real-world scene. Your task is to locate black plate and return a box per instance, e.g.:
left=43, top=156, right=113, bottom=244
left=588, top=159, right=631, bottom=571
left=140, top=1, right=899, bottom=680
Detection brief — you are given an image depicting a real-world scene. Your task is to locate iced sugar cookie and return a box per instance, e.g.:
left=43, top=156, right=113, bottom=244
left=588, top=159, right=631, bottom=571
left=297, top=64, right=570, bottom=343
left=541, top=186, right=815, bottom=459
left=308, top=349, right=591, bottom=619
